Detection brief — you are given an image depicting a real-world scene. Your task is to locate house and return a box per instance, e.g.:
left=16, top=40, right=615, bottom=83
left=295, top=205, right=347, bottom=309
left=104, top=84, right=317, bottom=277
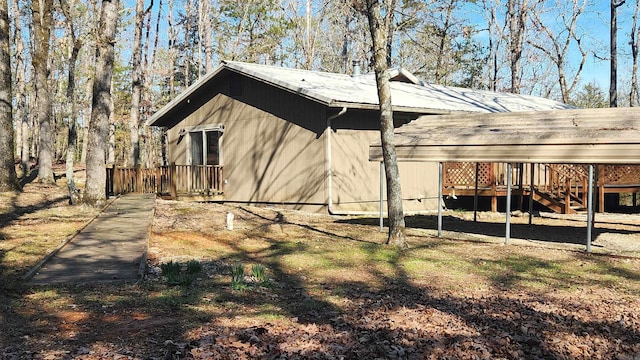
left=146, top=61, right=571, bottom=214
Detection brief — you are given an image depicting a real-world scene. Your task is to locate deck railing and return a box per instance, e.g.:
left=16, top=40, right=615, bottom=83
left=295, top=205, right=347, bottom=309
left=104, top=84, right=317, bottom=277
left=442, top=162, right=640, bottom=213
left=106, top=164, right=224, bottom=198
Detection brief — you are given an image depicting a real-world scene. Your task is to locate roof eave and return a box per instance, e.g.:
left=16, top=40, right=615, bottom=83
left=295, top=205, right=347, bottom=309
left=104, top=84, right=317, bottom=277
left=329, top=101, right=466, bottom=114
left=147, top=64, right=227, bottom=127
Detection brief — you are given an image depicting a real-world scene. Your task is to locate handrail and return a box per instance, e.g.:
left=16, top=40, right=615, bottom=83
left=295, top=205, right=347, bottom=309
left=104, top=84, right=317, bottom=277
left=538, top=164, right=588, bottom=209
left=107, top=164, right=224, bottom=197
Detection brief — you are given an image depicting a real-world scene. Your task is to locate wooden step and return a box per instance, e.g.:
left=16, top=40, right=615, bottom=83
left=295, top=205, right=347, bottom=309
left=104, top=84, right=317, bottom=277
left=532, top=189, right=577, bottom=214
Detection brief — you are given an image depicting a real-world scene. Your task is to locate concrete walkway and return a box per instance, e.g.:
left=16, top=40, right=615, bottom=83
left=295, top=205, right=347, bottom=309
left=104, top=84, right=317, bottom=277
left=28, top=194, right=156, bottom=285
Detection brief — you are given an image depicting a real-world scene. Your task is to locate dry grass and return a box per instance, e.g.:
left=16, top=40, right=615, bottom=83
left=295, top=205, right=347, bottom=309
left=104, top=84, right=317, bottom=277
left=1, top=189, right=640, bottom=358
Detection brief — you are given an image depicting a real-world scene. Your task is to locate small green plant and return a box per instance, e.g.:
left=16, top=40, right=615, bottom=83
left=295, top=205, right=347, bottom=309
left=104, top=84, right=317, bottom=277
left=160, top=260, right=201, bottom=286
left=229, top=263, right=271, bottom=291
left=160, top=261, right=181, bottom=277
left=251, top=264, right=270, bottom=286
left=186, top=260, right=203, bottom=274
left=231, top=263, right=248, bottom=291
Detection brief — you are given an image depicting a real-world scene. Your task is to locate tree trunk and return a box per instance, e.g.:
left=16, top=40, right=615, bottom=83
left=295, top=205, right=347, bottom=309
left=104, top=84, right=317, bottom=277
left=184, top=0, right=191, bottom=86
left=129, top=0, right=145, bottom=167
left=0, top=0, right=19, bottom=191
left=11, top=0, right=29, bottom=178
left=631, top=0, right=639, bottom=107
left=203, top=0, right=213, bottom=73
left=32, top=0, right=55, bottom=184
left=60, top=0, right=82, bottom=204
left=84, top=0, right=119, bottom=206
left=489, top=2, right=498, bottom=92
left=168, top=0, right=175, bottom=97
left=507, top=0, right=528, bottom=94
left=364, top=0, right=406, bottom=248
left=81, top=79, right=92, bottom=163
left=610, top=0, right=625, bottom=107
left=434, top=0, right=455, bottom=84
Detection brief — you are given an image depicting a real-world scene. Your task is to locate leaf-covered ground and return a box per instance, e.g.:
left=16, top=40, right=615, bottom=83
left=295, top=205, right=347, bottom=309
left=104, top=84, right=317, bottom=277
left=2, top=184, right=640, bottom=359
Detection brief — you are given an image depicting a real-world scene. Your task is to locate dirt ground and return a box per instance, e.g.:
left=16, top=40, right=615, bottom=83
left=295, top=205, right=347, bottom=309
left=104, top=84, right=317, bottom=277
left=1, top=176, right=640, bottom=359
left=421, top=209, right=640, bottom=256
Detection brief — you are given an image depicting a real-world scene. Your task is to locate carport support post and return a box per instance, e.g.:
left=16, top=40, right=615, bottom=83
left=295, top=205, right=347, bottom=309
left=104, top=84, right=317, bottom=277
left=474, top=162, right=479, bottom=222
left=587, top=164, right=594, bottom=252
left=438, top=162, right=443, bottom=238
left=379, top=161, right=384, bottom=232
left=505, top=163, right=512, bottom=244
left=529, top=164, right=535, bottom=225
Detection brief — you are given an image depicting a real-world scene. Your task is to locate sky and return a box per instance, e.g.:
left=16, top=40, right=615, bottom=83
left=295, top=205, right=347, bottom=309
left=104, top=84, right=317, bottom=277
left=120, top=0, right=636, bottom=96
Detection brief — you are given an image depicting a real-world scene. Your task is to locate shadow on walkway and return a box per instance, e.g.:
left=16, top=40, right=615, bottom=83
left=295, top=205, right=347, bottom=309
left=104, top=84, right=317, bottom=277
left=27, top=194, right=156, bottom=285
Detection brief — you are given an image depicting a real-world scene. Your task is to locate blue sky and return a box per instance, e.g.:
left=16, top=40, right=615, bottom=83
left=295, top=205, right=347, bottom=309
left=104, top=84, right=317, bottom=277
left=123, top=0, right=634, bottom=94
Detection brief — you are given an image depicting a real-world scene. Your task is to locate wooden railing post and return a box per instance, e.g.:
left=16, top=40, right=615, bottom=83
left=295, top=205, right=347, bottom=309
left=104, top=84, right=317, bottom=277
left=114, top=166, right=121, bottom=195
left=490, top=164, right=497, bottom=212
left=170, top=163, right=177, bottom=199
left=220, top=166, right=224, bottom=192
left=105, top=165, right=113, bottom=198
left=155, top=167, right=161, bottom=194
left=564, top=177, right=571, bottom=214
left=135, top=164, right=142, bottom=193
left=598, top=165, right=605, bottom=213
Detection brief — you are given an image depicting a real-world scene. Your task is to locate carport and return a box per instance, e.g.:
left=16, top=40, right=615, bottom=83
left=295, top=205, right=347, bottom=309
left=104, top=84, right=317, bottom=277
left=369, top=107, right=640, bottom=252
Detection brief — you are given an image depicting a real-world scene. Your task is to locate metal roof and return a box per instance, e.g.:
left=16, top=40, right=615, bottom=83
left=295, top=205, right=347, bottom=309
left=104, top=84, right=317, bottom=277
left=148, top=61, right=572, bottom=127
left=369, top=107, right=640, bottom=164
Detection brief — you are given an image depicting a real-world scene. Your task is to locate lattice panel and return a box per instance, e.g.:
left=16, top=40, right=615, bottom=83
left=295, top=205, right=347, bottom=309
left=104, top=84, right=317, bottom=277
left=553, top=164, right=589, bottom=183
left=444, top=162, right=492, bottom=187
left=604, top=165, right=640, bottom=184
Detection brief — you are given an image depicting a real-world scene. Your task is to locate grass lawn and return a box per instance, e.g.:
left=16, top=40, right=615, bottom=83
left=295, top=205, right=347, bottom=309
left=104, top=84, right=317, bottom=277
left=1, top=184, right=640, bottom=359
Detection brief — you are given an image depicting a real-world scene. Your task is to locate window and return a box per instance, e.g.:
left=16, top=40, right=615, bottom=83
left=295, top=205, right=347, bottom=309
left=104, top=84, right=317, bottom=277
left=206, top=131, right=221, bottom=165
left=190, top=132, right=204, bottom=165
left=188, top=128, right=223, bottom=166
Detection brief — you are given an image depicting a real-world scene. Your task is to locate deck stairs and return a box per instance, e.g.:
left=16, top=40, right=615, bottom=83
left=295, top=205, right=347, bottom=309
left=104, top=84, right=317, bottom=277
left=531, top=187, right=587, bottom=214
left=530, top=164, right=589, bottom=214
left=444, top=162, right=640, bottom=214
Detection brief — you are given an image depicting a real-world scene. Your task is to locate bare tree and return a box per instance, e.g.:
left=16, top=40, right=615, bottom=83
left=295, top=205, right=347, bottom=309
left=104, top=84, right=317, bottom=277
left=631, top=0, right=639, bottom=106
left=11, top=0, right=29, bottom=178
left=168, top=0, right=176, bottom=96
left=60, top=0, right=83, bottom=203
left=611, top=0, right=626, bottom=107
left=203, top=0, right=213, bottom=73
left=84, top=0, right=119, bottom=205
left=484, top=0, right=499, bottom=91
left=129, top=0, right=147, bottom=167
left=0, top=0, right=19, bottom=191
left=363, top=0, right=407, bottom=248
left=507, top=0, right=530, bottom=94
left=528, top=0, right=588, bottom=103
left=184, top=0, right=192, bottom=86
left=32, top=0, right=55, bottom=183
left=434, top=0, right=458, bottom=83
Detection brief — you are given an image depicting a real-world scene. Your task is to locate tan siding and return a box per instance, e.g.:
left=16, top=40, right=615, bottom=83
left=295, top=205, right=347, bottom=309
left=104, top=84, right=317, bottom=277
left=331, top=123, right=438, bottom=213
left=167, top=76, right=327, bottom=211
left=165, top=72, right=441, bottom=213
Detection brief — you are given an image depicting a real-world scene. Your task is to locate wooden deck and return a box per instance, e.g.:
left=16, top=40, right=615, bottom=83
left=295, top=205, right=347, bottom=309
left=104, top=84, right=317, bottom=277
left=444, top=163, right=640, bottom=213
left=26, top=194, right=155, bottom=285
left=106, top=164, right=224, bottom=200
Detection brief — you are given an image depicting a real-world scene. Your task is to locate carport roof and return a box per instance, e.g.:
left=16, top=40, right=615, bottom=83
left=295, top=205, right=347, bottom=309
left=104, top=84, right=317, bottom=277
left=369, top=107, right=640, bottom=164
